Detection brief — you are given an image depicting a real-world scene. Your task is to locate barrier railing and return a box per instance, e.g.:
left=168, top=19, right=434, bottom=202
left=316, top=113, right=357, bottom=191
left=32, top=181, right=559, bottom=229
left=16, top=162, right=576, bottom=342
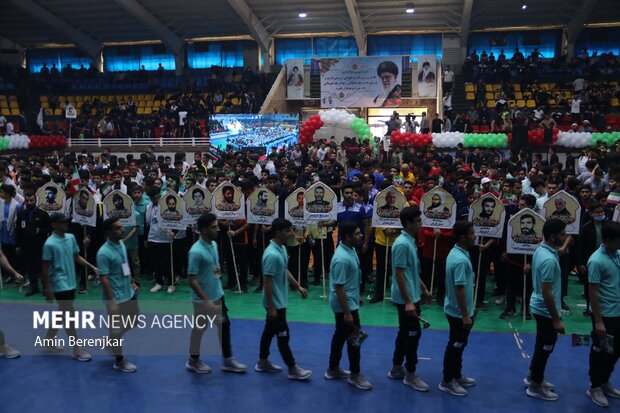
left=67, top=136, right=211, bottom=148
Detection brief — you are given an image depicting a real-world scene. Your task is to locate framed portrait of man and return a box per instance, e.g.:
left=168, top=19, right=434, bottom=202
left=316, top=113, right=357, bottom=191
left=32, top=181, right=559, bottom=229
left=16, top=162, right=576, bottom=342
left=469, top=193, right=506, bottom=238
left=372, top=185, right=407, bottom=228
left=158, top=190, right=186, bottom=230
left=36, top=182, right=65, bottom=214
left=72, top=188, right=97, bottom=227
left=102, top=190, right=135, bottom=226
left=304, top=181, right=337, bottom=221
left=419, top=187, right=456, bottom=229
left=507, top=208, right=545, bottom=254
left=541, top=190, right=581, bottom=235
left=213, top=182, right=245, bottom=220
left=247, top=187, right=278, bottom=225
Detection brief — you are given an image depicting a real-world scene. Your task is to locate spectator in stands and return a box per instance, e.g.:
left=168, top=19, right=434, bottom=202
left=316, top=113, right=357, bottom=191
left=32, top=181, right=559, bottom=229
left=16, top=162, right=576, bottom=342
left=443, top=65, right=454, bottom=92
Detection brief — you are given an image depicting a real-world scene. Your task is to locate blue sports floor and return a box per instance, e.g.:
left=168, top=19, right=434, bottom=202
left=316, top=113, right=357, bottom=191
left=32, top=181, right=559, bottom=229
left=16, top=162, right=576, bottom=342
left=0, top=318, right=615, bottom=413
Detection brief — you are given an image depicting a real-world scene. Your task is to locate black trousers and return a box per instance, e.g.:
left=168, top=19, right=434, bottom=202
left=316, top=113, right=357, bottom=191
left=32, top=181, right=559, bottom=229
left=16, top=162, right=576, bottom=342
left=189, top=297, right=232, bottom=359
left=421, top=257, right=446, bottom=302
left=359, top=242, right=374, bottom=294
left=529, top=314, right=558, bottom=384
left=172, top=236, right=189, bottom=278
left=288, top=244, right=310, bottom=287
left=559, top=252, right=569, bottom=299
left=21, top=246, right=42, bottom=289
left=329, top=310, right=361, bottom=374
left=469, top=245, right=490, bottom=305
left=506, top=264, right=533, bottom=311
left=589, top=316, right=620, bottom=388
left=442, top=314, right=473, bottom=382
left=148, top=241, right=172, bottom=285
left=108, top=295, right=139, bottom=357
left=374, top=243, right=392, bottom=299
left=393, top=303, right=422, bottom=373
left=137, top=235, right=148, bottom=277
left=259, top=308, right=295, bottom=367
left=45, top=289, right=78, bottom=341
left=311, top=236, right=334, bottom=280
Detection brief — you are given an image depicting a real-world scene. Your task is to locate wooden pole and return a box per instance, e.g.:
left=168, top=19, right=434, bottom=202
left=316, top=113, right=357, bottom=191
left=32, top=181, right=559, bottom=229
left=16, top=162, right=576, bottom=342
left=383, top=234, right=390, bottom=302
left=473, top=237, right=485, bottom=310
left=320, top=238, right=327, bottom=300
left=523, top=255, right=527, bottom=322
left=229, top=226, right=242, bottom=294
left=429, top=237, right=438, bottom=308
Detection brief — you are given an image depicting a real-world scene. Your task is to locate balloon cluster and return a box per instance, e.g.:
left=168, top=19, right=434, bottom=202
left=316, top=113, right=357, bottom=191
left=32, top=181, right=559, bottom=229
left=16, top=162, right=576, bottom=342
left=28, top=135, right=68, bottom=149
left=298, top=109, right=373, bottom=146
left=592, top=131, right=620, bottom=146
left=389, top=131, right=431, bottom=148
left=527, top=129, right=559, bottom=146
left=0, top=135, right=31, bottom=150
left=556, top=131, right=592, bottom=148
left=432, top=132, right=464, bottom=148
left=463, top=133, right=508, bottom=148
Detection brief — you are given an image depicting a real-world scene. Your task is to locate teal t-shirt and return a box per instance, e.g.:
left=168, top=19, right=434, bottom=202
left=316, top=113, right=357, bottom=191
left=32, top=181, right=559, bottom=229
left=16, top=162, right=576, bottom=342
left=42, top=233, right=80, bottom=293
left=187, top=238, right=224, bottom=301
left=96, top=240, right=134, bottom=303
left=262, top=241, right=289, bottom=310
left=588, top=246, right=620, bottom=317
left=391, top=232, right=421, bottom=305
left=530, top=243, right=561, bottom=318
left=329, top=243, right=361, bottom=313
left=444, top=246, right=474, bottom=318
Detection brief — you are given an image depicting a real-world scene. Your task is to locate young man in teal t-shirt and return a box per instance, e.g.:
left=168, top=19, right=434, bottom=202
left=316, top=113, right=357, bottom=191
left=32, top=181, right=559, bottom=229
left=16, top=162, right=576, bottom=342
left=42, top=213, right=98, bottom=362
left=586, top=221, right=620, bottom=408
left=97, top=217, right=140, bottom=373
left=526, top=218, right=566, bottom=401
left=389, top=207, right=431, bottom=392
left=325, top=221, right=371, bottom=390
left=186, top=213, right=246, bottom=375
left=256, top=218, right=312, bottom=381
left=439, top=221, right=477, bottom=397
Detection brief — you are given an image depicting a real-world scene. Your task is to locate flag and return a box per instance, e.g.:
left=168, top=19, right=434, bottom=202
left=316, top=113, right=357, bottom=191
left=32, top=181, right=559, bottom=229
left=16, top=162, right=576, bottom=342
left=68, top=166, right=80, bottom=197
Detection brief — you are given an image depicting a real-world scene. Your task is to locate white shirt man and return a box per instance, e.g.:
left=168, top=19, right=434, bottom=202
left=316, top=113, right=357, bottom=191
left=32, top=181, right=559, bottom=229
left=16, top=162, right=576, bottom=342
left=573, top=78, right=585, bottom=93
left=571, top=98, right=581, bottom=115
left=443, top=68, right=454, bottom=84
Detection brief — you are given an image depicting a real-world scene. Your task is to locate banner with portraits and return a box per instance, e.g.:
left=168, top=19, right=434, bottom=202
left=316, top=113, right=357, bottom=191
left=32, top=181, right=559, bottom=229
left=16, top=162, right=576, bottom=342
left=468, top=193, right=506, bottom=238
left=158, top=190, right=186, bottom=230
left=304, top=181, right=337, bottom=221
left=102, top=190, right=135, bottom=226
left=314, top=56, right=408, bottom=108
left=507, top=208, right=545, bottom=255
left=184, top=185, right=213, bottom=226
left=36, top=183, right=65, bottom=214
left=541, top=190, right=581, bottom=235
left=286, top=59, right=305, bottom=100
left=72, top=188, right=97, bottom=227
left=371, top=185, right=407, bottom=228
left=614, top=204, right=620, bottom=223
left=419, top=187, right=456, bottom=229
left=246, top=187, right=278, bottom=225
left=213, top=183, right=245, bottom=220
left=416, top=56, right=437, bottom=97
left=285, top=188, right=310, bottom=227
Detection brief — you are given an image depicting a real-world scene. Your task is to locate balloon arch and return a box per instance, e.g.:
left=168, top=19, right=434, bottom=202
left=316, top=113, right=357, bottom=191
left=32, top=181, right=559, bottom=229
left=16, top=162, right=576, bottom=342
left=298, top=108, right=374, bottom=146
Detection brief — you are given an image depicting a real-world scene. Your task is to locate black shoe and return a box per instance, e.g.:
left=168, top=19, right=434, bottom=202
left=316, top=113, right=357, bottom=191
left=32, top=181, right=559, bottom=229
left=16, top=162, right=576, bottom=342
left=582, top=309, right=592, bottom=317
left=436, top=295, right=444, bottom=306
left=561, top=301, right=570, bottom=311
left=500, top=309, right=516, bottom=319
left=78, top=287, right=88, bottom=294
left=524, top=310, right=532, bottom=320
left=25, top=288, right=40, bottom=297
left=369, top=295, right=383, bottom=304
left=312, top=278, right=320, bottom=286
left=223, top=284, right=235, bottom=290
left=254, top=286, right=262, bottom=293
left=477, top=303, right=488, bottom=312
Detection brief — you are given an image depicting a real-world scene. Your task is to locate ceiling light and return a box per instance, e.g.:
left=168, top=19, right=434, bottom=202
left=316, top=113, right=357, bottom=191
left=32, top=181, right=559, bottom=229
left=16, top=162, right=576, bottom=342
left=521, top=4, right=527, bottom=9
left=406, top=7, right=415, bottom=14
left=298, top=12, right=307, bottom=18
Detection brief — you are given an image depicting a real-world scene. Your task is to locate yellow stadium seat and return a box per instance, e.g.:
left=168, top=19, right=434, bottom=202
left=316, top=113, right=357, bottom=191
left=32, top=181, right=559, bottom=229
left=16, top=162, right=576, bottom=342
left=9, top=101, right=18, bottom=109
left=138, top=100, right=146, bottom=108
left=466, top=92, right=475, bottom=100
left=144, top=108, right=152, bottom=115
left=485, top=92, right=494, bottom=100
left=75, top=96, right=83, bottom=102
left=0, top=101, right=7, bottom=108
left=1, top=109, right=10, bottom=116
left=100, top=96, right=108, bottom=102
left=526, top=99, right=536, bottom=108
left=485, top=84, right=493, bottom=92
left=487, top=100, right=496, bottom=108
left=612, top=98, right=619, bottom=107
left=11, top=108, right=20, bottom=115
left=44, top=109, right=53, bottom=116
left=232, top=98, right=240, bottom=105
left=8, top=95, right=17, bottom=101
left=54, top=108, right=62, bottom=116
left=215, top=105, right=223, bottom=113
left=548, top=99, right=556, bottom=105
left=514, top=92, right=523, bottom=99
left=90, top=109, right=97, bottom=116
left=465, top=84, right=474, bottom=93
left=40, top=96, right=48, bottom=103
left=41, top=102, right=49, bottom=109
left=137, top=107, right=145, bottom=115
left=508, top=100, right=516, bottom=106
left=513, top=84, right=521, bottom=92
left=516, top=99, right=526, bottom=107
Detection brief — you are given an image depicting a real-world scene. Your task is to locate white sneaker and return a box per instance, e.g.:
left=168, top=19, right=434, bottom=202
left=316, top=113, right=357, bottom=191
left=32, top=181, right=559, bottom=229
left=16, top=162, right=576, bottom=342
left=347, top=373, right=372, bottom=390
left=526, top=384, right=559, bottom=401
left=588, top=387, right=609, bottom=407
left=456, top=375, right=476, bottom=387
left=287, top=365, right=312, bottom=380
left=150, top=283, right=163, bottom=293
left=601, top=382, right=620, bottom=398
left=255, top=359, right=282, bottom=373
left=221, top=357, right=247, bottom=373
left=495, top=296, right=506, bottom=305
left=439, top=380, right=468, bottom=396
left=403, top=372, right=430, bottom=392
left=113, top=358, right=137, bottom=373
left=524, top=375, right=555, bottom=390
left=324, top=367, right=351, bottom=380
left=0, top=344, right=20, bottom=359
left=43, top=342, right=64, bottom=353
left=388, top=365, right=406, bottom=379
left=72, top=347, right=92, bottom=362
left=167, top=285, right=175, bottom=294
left=186, top=358, right=212, bottom=374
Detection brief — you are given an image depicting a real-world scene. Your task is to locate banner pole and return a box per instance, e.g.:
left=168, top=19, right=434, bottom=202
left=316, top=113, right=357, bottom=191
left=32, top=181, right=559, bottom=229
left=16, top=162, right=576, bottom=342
left=83, top=226, right=89, bottom=292
left=229, top=225, right=242, bottom=294
left=523, top=255, right=527, bottom=322
left=383, top=234, right=389, bottom=302
left=429, top=237, right=438, bottom=308
left=473, top=237, right=484, bottom=310
left=320, top=238, right=327, bottom=300
left=169, top=242, right=174, bottom=292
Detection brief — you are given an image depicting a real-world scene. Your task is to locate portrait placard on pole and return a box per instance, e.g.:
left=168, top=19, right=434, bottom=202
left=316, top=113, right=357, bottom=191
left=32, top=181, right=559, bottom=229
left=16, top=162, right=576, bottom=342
left=158, top=190, right=186, bottom=230
left=102, top=190, right=135, bottom=226
left=303, top=182, right=337, bottom=221
left=541, top=190, right=581, bottom=235
left=72, top=188, right=97, bottom=227
left=468, top=193, right=506, bottom=238
left=506, top=208, right=545, bottom=255
left=419, top=187, right=456, bottom=229
left=212, top=183, right=245, bottom=220
left=371, top=185, right=407, bottom=228
left=246, top=187, right=278, bottom=225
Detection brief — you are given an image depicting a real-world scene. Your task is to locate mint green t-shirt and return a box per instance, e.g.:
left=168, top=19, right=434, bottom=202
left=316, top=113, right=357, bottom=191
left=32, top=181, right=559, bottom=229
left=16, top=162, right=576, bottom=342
left=42, top=233, right=80, bottom=293
left=588, top=246, right=620, bottom=317
left=96, top=240, right=134, bottom=303
left=329, top=243, right=360, bottom=313
left=444, top=246, right=474, bottom=318
left=530, top=243, right=561, bottom=318
left=391, top=232, right=422, bottom=305
left=188, top=238, right=224, bottom=301
left=262, top=241, right=289, bottom=310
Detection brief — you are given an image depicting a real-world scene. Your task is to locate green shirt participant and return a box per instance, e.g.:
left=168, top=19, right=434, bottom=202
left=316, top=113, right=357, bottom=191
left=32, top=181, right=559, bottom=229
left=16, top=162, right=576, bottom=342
left=42, top=213, right=97, bottom=362
left=389, top=207, right=431, bottom=391
left=325, top=221, right=372, bottom=390
left=97, top=217, right=140, bottom=373
left=186, top=213, right=246, bottom=374
left=586, top=221, right=620, bottom=407
left=525, top=219, right=566, bottom=402
left=439, top=221, right=477, bottom=397
left=256, top=218, right=311, bottom=381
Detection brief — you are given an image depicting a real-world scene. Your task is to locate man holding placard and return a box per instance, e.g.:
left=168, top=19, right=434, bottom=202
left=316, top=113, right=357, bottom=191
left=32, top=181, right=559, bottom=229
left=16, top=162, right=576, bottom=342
left=526, top=219, right=566, bottom=401
left=586, top=221, right=620, bottom=407
left=389, top=207, right=431, bottom=392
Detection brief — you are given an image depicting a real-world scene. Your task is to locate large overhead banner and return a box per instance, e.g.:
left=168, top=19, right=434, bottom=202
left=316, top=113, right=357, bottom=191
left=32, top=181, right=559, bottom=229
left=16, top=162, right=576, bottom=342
left=286, top=59, right=305, bottom=100
left=314, top=56, right=408, bottom=108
